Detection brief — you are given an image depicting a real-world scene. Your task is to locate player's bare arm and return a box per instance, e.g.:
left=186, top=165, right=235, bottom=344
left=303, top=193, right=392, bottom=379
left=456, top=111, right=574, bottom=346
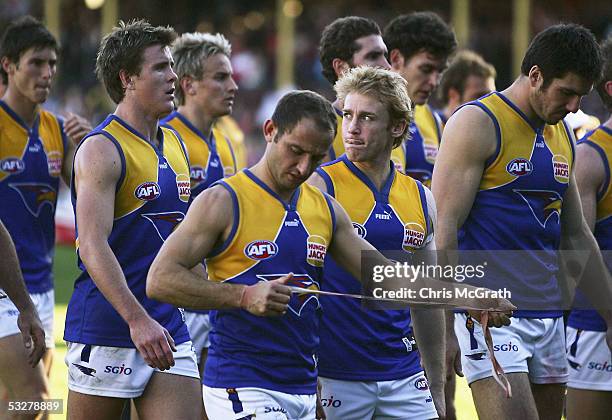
left=560, top=161, right=612, bottom=346
left=306, top=171, right=328, bottom=194
left=574, top=142, right=605, bottom=231
left=0, top=221, right=45, bottom=367
left=74, top=134, right=177, bottom=371
left=147, top=184, right=292, bottom=316
left=408, top=187, right=447, bottom=418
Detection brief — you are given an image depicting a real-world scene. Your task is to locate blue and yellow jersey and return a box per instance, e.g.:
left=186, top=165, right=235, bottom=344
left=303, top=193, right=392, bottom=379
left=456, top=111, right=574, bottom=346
left=161, top=111, right=237, bottom=199
left=0, top=100, right=66, bottom=294
left=569, top=125, right=612, bottom=331
left=458, top=92, right=574, bottom=318
left=316, top=155, right=430, bottom=381
left=390, top=104, right=443, bottom=187
left=64, top=115, right=191, bottom=347
left=204, top=169, right=335, bottom=394
left=215, top=115, right=247, bottom=169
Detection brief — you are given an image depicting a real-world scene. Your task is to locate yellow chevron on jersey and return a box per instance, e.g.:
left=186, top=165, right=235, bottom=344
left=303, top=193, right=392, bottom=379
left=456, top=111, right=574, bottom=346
left=91, top=117, right=189, bottom=219
left=215, top=115, right=246, bottom=170
left=390, top=105, right=442, bottom=182
left=478, top=93, right=573, bottom=191
left=320, top=156, right=428, bottom=251
left=212, top=125, right=238, bottom=176
left=582, top=126, right=612, bottom=222
left=206, top=170, right=334, bottom=281
left=0, top=107, right=64, bottom=182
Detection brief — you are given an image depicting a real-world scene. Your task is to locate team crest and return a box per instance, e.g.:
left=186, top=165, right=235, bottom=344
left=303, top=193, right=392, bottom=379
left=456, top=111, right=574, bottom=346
left=175, top=174, right=191, bottom=202
left=142, top=211, right=185, bottom=241
left=255, top=273, right=320, bottom=316
left=402, top=222, right=426, bottom=251
left=9, top=183, right=56, bottom=217
left=552, top=154, right=569, bottom=184
left=245, top=240, right=278, bottom=260
left=46, top=151, right=62, bottom=177
left=134, top=182, right=160, bottom=201
left=514, top=189, right=562, bottom=228
left=306, top=235, right=327, bottom=267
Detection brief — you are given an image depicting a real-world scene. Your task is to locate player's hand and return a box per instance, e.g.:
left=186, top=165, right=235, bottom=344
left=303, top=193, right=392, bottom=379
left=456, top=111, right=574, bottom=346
left=128, top=314, right=176, bottom=370
left=239, top=274, right=292, bottom=316
left=16, top=308, right=46, bottom=367
left=466, top=308, right=512, bottom=328
left=63, top=112, right=92, bottom=145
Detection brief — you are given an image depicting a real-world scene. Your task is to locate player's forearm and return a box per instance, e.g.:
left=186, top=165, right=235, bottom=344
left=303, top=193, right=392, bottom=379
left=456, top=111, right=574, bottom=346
left=147, top=259, right=245, bottom=310
left=0, top=224, right=35, bottom=313
left=78, top=238, right=149, bottom=324
left=562, top=224, right=612, bottom=323
left=411, top=308, right=446, bottom=386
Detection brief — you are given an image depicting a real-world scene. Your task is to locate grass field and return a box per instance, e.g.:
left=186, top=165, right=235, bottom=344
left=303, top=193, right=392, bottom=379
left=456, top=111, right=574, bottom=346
left=49, top=245, right=478, bottom=419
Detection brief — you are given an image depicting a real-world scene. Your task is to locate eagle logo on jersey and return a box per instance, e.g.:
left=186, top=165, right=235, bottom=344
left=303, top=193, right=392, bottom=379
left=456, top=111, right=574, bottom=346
left=72, top=363, right=96, bottom=377
left=255, top=273, right=320, bottom=316
left=9, top=183, right=56, bottom=217
left=141, top=211, right=185, bottom=241
left=514, top=189, right=563, bottom=228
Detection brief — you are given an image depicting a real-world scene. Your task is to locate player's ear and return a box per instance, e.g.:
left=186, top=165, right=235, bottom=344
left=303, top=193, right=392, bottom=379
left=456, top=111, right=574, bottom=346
left=332, top=58, right=350, bottom=79
left=448, top=87, right=461, bottom=104
left=604, top=80, right=612, bottom=98
left=180, top=76, right=195, bottom=96
left=390, top=118, right=407, bottom=139
left=528, top=65, right=543, bottom=88
left=1, top=56, right=15, bottom=76
left=263, top=119, right=277, bottom=143
left=388, top=49, right=405, bottom=70
left=119, top=69, right=133, bottom=91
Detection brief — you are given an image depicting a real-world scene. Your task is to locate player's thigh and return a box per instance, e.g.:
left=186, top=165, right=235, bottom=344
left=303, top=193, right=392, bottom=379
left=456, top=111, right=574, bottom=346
left=530, top=383, right=565, bottom=420
left=470, top=373, right=538, bottom=420
left=375, top=372, right=438, bottom=420
left=566, top=388, right=612, bottom=420
left=318, top=377, right=375, bottom=420
left=135, top=371, right=202, bottom=419
left=67, top=391, right=125, bottom=420
left=0, top=333, right=48, bottom=400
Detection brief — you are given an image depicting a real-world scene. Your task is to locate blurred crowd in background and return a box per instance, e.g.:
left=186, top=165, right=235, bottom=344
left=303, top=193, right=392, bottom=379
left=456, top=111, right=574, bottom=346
left=2, top=0, right=611, bottom=163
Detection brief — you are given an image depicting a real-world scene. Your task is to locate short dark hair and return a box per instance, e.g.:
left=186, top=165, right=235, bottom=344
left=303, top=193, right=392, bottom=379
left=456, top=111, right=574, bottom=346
left=384, top=12, right=456, bottom=62
left=596, top=37, right=612, bottom=112
left=96, top=19, right=176, bottom=104
left=438, top=50, right=496, bottom=104
left=319, top=16, right=382, bottom=84
left=0, top=15, right=58, bottom=84
left=271, top=90, right=337, bottom=142
left=521, top=24, right=602, bottom=88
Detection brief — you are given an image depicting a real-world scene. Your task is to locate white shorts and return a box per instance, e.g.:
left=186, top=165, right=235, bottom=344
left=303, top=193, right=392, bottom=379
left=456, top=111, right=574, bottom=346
left=65, top=341, right=199, bottom=398
left=184, top=311, right=211, bottom=362
left=0, top=289, right=54, bottom=348
left=203, top=386, right=315, bottom=420
left=566, top=327, right=612, bottom=391
left=455, top=314, right=568, bottom=385
left=319, top=371, right=438, bottom=420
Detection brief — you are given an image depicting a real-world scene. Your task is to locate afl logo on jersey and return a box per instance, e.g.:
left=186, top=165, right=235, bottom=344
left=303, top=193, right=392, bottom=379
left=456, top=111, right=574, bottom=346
left=46, top=151, right=62, bottom=177
left=175, top=174, right=191, bottom=202
left=506, top=158, right=533, bottom=177
left=403, top=222, right=426, bottom=251
left=1, top=157, right=25, bottom=174
left=415, top=378, right=429, bottom=391
left=245, top=240, right=278, bottom=260
left=190, top=166, right=207, bottom=185
left=552, top=154, right=570, bottom=184
left=306, top=235, right=327, bottom=267
left=135, top=182, right=161, bottom=201
left=353, top=222, right=367, bottom=238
